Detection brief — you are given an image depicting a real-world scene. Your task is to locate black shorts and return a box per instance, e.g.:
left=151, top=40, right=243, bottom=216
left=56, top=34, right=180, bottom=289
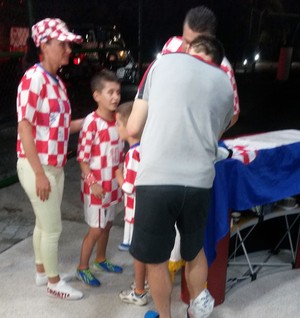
left=129, top=185, right=211, bottom=263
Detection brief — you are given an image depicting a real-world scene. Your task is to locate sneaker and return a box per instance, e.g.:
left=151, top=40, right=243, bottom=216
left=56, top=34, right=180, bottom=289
left=118, top=243, right=130, bottom=251
left=119, top=289, right=148, bottom=306
left=47, top=280, right=83, bottom=300
left=93, top=259, right=123, bottom=273
left=35, top=272, right=73, bottom=286
left=187, top=289, right=214, bottom=318
left=144, top=310, right=159, bottom=318
left=130, top=280, right=150, bottom=292
left=76, top=268, right=101, bottom=287
left=35, top=272, right=48, bottom=286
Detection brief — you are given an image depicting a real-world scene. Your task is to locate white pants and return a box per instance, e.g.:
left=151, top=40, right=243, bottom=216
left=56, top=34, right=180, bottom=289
left=122, top=221, right=134, bottom=245
left=17, top=158, right=64, bottom=277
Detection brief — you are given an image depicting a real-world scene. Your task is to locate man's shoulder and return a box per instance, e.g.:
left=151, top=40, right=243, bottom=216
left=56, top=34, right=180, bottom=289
left=161, top=36, right=183, bottom=54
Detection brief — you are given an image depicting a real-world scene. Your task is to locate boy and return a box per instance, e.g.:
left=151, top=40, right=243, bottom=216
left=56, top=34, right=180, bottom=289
left=115, top=101, right=148, bottom=306
left=76, top=69, right=124, bottom=287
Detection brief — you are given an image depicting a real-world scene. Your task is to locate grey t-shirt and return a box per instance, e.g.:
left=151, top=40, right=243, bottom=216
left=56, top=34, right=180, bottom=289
left=136, top=53, right=234, bottom=188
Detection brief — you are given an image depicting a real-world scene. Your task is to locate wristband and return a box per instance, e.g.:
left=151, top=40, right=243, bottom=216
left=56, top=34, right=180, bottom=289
left=85, top=173, right=97, bottom=187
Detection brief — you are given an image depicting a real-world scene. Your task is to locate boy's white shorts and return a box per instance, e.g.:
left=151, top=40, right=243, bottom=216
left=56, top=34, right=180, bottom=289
left=84, top=203, right=117, bottom=229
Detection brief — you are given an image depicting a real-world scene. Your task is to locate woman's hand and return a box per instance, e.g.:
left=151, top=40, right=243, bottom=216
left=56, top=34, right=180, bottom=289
left=18, top=119, right=51, bottom=201
left=35, top=172, right=51, bottom=201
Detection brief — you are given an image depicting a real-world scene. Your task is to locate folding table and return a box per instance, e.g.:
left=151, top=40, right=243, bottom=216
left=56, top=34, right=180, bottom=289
left=181, top=130, right=300, bottom=306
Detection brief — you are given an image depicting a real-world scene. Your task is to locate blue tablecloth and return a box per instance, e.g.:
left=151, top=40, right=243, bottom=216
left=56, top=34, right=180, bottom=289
left=204, top=140, right=300, bottom=265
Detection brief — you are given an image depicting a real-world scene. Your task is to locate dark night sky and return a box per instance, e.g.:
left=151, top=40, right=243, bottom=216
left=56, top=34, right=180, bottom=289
left=3, top=0, right=300, bottom=62
left=29, top=0, right=251, bottom=61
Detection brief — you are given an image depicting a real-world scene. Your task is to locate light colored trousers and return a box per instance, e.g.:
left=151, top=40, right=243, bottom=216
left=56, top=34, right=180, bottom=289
left=17, top=158, right=64, bottom=277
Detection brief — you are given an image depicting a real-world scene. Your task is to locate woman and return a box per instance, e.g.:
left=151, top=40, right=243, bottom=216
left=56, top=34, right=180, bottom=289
left=16, top=18, right=84, bottom=300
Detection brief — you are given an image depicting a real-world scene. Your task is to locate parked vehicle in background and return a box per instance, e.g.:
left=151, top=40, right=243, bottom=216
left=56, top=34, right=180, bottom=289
left=59, top=24, right=137, bottom=84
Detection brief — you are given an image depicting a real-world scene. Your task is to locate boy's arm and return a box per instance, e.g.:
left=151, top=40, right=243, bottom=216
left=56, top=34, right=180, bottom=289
left=79, top=161, right=105, bottom=199
left=70, top=118, right=84, bottom=134
left=127, top=99, right=148, bottom=138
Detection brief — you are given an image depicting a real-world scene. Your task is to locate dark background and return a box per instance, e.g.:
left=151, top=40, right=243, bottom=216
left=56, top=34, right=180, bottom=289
left=2, top=0, right=300, bottom=63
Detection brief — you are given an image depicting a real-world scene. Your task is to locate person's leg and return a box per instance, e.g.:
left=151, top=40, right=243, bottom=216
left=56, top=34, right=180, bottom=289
left=185, top=251, right=214, bottom=318
left=177, top=187, right=214, bottom=318
left=95, top=221, right=112, bottom=262
left=17, top=159, right=63, bottom=284
left=123, top=220, right=132, bottom=244
left=18, top=159, right=83, bottom=299
left=76, top=227, right=102, bottom=287
left=119, top=258, right=148, bottom=306
left=118, top=221, right=132, bottom=251
left=93, top=206, right=123, bottom=273
left=78, top=227, right=102, bottom=269
left=130, top=186, right=182, bottom=316
left=18, top=159, right=44, bottom=276
left=38, top=165, right=64, bottom=284
left=147, top=261, right=172, bottom=318
left=134, top=259, right=147, bottom=293
left=185, top=248, right=207, bottom=299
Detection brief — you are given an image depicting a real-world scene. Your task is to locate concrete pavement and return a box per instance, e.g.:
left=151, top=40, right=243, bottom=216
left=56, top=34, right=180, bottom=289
left=0, top=220, right=188, bottom=318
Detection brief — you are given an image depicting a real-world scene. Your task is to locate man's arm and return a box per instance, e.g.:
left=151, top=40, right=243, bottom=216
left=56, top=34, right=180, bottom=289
left=127, top=99, right=148, bottom=138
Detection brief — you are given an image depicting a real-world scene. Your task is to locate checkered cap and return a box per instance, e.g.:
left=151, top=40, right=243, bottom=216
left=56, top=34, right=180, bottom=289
left=32, top=18, right=82, bottom=47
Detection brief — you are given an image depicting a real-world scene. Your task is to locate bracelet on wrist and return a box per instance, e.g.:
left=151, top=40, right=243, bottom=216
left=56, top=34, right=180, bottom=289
left=85, top=172, right=97, bottom=187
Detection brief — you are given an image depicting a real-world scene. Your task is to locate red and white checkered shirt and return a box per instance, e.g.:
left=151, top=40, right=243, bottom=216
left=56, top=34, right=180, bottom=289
left=77, top=111, right=124, bottom=208
left=17, top=64, right=71, bottom=167
left=161, top=36, right=240, bottom=115
left=122, top=143, right=140, bottom=224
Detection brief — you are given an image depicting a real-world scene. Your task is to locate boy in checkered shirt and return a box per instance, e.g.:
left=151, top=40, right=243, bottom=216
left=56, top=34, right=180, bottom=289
left=114, top=102, right=148, bottom=306
left=76, top=70, right=124, bottom=287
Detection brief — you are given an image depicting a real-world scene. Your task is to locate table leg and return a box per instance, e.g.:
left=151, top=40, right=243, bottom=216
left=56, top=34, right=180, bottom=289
left=294, top=224, right=300, bottom=268
left=207, top=231, right=230, bottom=306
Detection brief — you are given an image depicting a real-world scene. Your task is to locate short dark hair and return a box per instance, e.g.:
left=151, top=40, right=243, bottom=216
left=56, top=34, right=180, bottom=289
left=116, top=101, right=133, bottom=125
left=90, top=69, right=120, bottom=93
left=184, top=6, right=217, bottom=35
left=190, top=35, right=224, bottom=65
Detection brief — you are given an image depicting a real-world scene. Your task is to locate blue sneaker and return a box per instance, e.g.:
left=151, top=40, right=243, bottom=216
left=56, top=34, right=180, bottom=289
left=144, top=310, right=159, bottom=318
left=76, top=268, right=101, bottom=287
left=93, top=259, right=123, bottom=273
left=118, top=243, right=130, bottom=251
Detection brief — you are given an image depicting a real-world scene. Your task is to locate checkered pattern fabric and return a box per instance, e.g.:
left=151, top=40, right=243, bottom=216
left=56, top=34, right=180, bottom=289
left=17, top=64, right=71, bottom=167
left=32, top=18, right=82, bottom=47
left=77, top=111, right=123, bottom=207
left=122, top=143, right=140, bottom=224
left=161, top=36, right=183, bottom=54
left=220, top=57, right=240, bottom=115
left=161, top=36, right=240, bottom=115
